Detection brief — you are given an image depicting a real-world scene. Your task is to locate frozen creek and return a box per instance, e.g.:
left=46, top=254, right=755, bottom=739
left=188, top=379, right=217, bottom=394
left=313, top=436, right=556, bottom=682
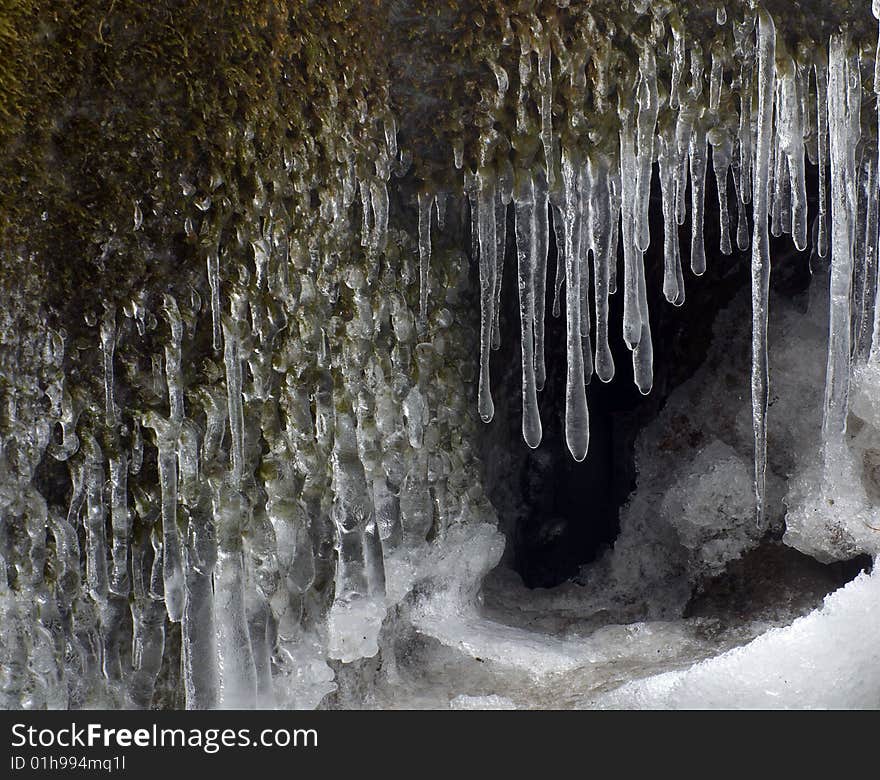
left=1, top=1, right=880, bottom=709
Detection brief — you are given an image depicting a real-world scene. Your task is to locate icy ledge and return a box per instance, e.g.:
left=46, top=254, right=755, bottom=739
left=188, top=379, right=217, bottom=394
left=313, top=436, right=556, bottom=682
left=387, top=518, right=876, bottom=709
left=589, top=565, right=880, bottom=709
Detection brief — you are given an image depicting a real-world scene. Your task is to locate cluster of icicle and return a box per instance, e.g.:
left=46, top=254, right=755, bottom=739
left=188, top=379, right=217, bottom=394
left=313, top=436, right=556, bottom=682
left=4, top=0, right=880, bottom=713
left=416, top=4, right=880, bottom=525
left=0, top=98, right=490, bottom=708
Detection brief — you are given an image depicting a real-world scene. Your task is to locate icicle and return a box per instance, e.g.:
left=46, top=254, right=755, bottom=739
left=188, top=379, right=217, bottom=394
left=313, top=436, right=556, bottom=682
left=207, top=249, right=222, bottom=352
left=629, top=114, right=653, bottom=394
left=711, top=132, right=734, bottom=255
left=384, top=115, right=398, bottom=160
left=813, top=52, right=828, bottom=257
left=635, top=47, right=659, bottom=253
left=659, top=132, right=685, bottom=305
left=619, top=87, right=653, bottom=392
left=875, top=2, right=880, bottom=94
left=82, top=434, right=108, bottom=604
left=551, top=199, right=566, bottom=318
left=872, top=5, right=880, bottom=363
left=359, top=179, right=373, bottom=248
left=328, top=409, right=387, bottom=663
left=100, top=306, right=117, bottom=427
left=212, top=486, right=257, bottom=709
left=852, top=160, right=870, bottom=360
left=222, top=317, right=246, bottom=484
left=538, top=45, right=554, bottom=188
left=577, top=165, right=593, bottom=336
left=48, top=381, right=80, bottom=462
left=673, top=105, right=696, bottom=226
left=871, top=243, right=880, bottom=365
left=620, top=117, right=642, bottom=349
left=709, top=46, right=723, bottom=113
left=108, top=453, right=130, bottom=597
left=476, top=170, right=497, bottom=423
left=823, top=32, right=859, bottom=465
left=182, top=520, right=218, bottom=710
left=417, top=190, right=432, bottom=326
left=128, top=487, right=164, bottom=707
left=197, top=385, right=228, bottom=467
left=738, top=60, right=753, bottom=207
left=434, top=192, right=447, bottom=230
left=690, top=115, right=709, bottom=275
left=370, top=178, right=389, bottom=254
left=561, top=148, right=589, bottom=461
left=608, top=169, right=621, bottom=296
left=778, top=57, right=808, bottom=251
left=670, top=22, right=685, bottom=111
left=534, top=167, right=550, bottom=391
left=734, top=164, right=750, bottom=252
left=465, top=170, right=480, bottom=265
left=577, top=165, right=594, bottom=385
left=716, top=5, right=726, bottom=26
left=770, top=110, right=786, bottom=238
left=589, top=155, right=616, bottom=381
left=798, top=59, right=813, bottom=165
left=491, top=192, right=508, bottom=350
left=856, top=156, right=878, bottom=363
left=163, top=295, right=184, bottom=424
left=750, top=9, right=776, bottom=524
left=513, top=171, right=542, bottom=448
left=142, top=412, right=184, bottom=622
left=50, top=511, right=81, bottom=600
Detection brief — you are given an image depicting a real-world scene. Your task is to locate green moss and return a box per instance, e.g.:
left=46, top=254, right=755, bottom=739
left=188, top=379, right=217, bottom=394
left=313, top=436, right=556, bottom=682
left=0, top=0, right=391, bottom=324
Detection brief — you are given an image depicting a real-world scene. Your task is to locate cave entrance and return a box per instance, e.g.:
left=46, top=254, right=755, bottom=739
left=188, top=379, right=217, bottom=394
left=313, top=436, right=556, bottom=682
left=478, top=172, right=774, bottom=589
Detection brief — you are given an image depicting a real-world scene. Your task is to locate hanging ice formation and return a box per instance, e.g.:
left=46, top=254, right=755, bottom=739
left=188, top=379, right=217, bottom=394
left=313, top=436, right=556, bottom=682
left=448, top=3, right=880, bottom=530
left=2, top=1, right=880, bottom=711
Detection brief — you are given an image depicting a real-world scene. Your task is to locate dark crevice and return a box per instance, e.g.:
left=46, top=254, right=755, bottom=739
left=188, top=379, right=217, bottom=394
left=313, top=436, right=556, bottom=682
left=685, top=544, right=873, bottom=623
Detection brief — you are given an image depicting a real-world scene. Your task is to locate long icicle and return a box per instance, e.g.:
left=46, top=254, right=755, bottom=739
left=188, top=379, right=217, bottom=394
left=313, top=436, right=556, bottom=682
left=659, top=131, right=686, bottom=305
left=712, top=134, right=734, bottom=256
left=417, top=190, right=432, bottom=327
left=551, top=198, right=566, bottom=318
left=690, top=114, right=709, bottom=275
left=750, top=9, right=776, bottom=524
left=856, top=156, right=878, bottom=362
left=492, top=190, right=508, bottom=350
left=538, top=44, right=554, bottom=189
left=562, top=148, right=589, bottom=461
left=620, top=114, right=642, bottom=350
left=514, top=170, right=542, bottom=448
left=589, top=154, right=615, bottom=382
left=871, top=2, right=880, bottom=363
left=823, top=32, right=858, bottom=468
left=815, top=50, right=830, bottom=259
left=635, top=46, right=659, bottom=253
left=476, top=169, right=497, bottom=423
left=534, top=167, right=550, bottom=390
left=577, top=164, right=594, bottom=383
left=778, top=56, right=808, bottom=251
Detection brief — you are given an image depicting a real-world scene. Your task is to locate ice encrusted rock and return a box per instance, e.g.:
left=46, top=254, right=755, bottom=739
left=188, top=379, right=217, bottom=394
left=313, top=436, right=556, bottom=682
left=659, top=440, right=760, bottom=576
left=783, top=359, right=880, bottom=563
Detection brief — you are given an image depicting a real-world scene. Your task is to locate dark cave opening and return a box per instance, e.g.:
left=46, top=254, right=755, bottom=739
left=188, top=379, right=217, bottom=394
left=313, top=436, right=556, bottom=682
left=480, top=160, right=819, bottom=590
